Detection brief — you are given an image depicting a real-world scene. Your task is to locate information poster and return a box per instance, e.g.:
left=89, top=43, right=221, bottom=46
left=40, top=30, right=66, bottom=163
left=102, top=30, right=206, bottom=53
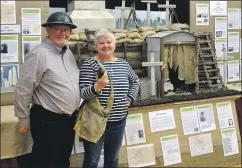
left=228, top=32, right=240, bottom=53
left=160, top=134, right=182, bottom=166
left=21, top=8, right=41, bottom=35
left=0, top=35, right=18, bottom=63
left=189, top=133, right=214, bottom=157
left=197, top=104, right=216, bottom=132
left=180, top=106, right=200, bottom=135
left=228, top=8, right=240, bottom=29
left=216, top=101, right=235, bottom=129
left=127, top=144, right=156, bottom=167
left=1, top=1, right=16, bottom=24
left=22, top=36, right=41, bottom=62
left=148, top=109, right=176, bottom=132
left=196, top=3, right=209, bottom=26
left=221, top=128, right=239, bottom=156
left=210, top=1, right=227, bottom=16
left=215, top=17, right=227, bottom=39
left=215, top=39, right=227, bottom=60
left=228, top=60, right=240, bottom=82
left=1, top=64, right=19, bottom=93
left=125, top=113, right=146, bottom=145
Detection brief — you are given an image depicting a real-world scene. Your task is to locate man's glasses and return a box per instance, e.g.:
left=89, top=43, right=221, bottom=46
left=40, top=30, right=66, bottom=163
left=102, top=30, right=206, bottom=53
left=51, top=27, right=71, bottom=34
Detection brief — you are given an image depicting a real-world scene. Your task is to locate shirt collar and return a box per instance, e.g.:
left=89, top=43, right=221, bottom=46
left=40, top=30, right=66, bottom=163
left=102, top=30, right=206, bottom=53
left=45, top=38, right=68, bottom=54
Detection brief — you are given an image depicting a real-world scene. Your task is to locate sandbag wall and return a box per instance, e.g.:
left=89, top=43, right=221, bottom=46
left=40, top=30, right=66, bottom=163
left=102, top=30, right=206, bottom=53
left=68, top=23, right=190, bottom=77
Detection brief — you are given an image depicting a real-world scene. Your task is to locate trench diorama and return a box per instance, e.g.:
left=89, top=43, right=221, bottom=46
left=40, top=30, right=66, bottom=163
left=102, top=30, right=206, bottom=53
left=68, top=24, right=241, bottom=106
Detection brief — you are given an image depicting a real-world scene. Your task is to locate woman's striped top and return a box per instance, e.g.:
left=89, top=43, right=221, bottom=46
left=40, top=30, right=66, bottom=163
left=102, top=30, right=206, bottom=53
left=79, top=57, right=140, bottom=121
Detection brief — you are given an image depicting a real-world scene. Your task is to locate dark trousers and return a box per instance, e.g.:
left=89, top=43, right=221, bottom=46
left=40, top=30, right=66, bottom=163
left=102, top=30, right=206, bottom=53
left=82, top=117, right=126, bottom=168
left=30, top=104, right=77, bottom=168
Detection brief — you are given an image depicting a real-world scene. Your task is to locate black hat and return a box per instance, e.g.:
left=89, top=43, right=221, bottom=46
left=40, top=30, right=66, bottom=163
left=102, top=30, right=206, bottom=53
left=41, top=12, right=77, bottom=29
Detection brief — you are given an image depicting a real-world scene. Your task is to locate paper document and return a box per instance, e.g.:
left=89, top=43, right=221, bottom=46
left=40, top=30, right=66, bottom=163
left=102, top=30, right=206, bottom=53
left=180, top=106, right=200, bottom=135
left=228, top=8, right=240, bottom=29
left=125, top=113, right=146, bottom=145
left=197, top=104, right=216, bottom=132
left=216, top=101, right=235, bottom=129
left=148, top=109, right=176, bottom=132
left=127, top=144, right=156, bottom=167
left=1, top=1, right=16, bottom=24
left=160, top=134, right=182, bottom=166
left=1, top=64, right=19, bottom=93
left=1, top=25, right=21, bottom=34
left=228, top=32, right=240, bottom=53
left=21, top=8, right=41, bottom=35
left=228, top=60, right=240, bottom=82
left=1, top=35, right=18, bottom=63
left=210, top=1, right=227, bottom=16
left=189, top=133, right=213, bottom=157
left=221, top=128, right=239, bottom=156
left=215, top=17, right=227, bottom=39
left=196, top=3, right=209, bottom=26
left=22, top=36, right=41, bottom=62
left=215, top=39, right=227, bottom=60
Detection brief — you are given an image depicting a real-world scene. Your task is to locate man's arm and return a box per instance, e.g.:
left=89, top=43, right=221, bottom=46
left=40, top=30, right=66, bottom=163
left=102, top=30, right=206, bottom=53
left=14, top=53, right=45, bottom=128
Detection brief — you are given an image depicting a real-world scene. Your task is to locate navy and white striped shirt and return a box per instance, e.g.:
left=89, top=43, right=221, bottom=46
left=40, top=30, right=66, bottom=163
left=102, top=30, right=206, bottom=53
left=79, top=58, right=140, bottom=121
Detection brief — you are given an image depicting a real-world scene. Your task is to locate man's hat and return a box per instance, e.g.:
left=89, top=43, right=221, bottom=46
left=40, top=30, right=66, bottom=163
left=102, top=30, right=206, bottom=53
left=41, top=12, right=77, bottom=29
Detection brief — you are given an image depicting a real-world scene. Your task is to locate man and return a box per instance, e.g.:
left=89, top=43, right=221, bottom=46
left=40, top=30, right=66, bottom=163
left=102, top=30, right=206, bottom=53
left=14, top=12, right=80, bottom=168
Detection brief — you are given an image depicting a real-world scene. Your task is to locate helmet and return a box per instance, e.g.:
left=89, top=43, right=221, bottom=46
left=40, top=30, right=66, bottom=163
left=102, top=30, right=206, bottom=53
left=41, top=12, right=77, bottom=29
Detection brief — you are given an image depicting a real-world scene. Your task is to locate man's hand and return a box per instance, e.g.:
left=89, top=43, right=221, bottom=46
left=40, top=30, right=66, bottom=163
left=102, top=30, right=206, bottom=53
left=19, top=124, right=30, bottom=134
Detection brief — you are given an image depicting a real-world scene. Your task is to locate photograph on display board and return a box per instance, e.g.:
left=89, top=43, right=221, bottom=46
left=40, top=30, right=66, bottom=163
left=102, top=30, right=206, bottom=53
left=1, top=64, right=19, bottom=93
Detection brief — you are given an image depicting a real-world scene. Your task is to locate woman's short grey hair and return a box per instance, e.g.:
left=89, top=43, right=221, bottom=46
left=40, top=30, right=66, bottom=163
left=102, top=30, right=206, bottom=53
left=94, top=28, right=116, bottom=47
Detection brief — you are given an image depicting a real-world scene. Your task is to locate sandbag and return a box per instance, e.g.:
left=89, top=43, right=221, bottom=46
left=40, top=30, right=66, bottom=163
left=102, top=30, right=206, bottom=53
left=70, top=34, right=80, bottom=41
left=155, top=25, right=170, bottom=32
left=72, top=29, right=85, bottom=34
left=79, top=33, right=87, bottom=41
left=117, top=38, right=134, bottom=43
left=126, top=28, right=139, bottom=32
left=171, top=23, right=189, bottom=30
left=139, top=27, right=154, bottom=32
left=133, top=39, right=144, bottom=43
left=127, top=32, right=143, bottom=39
left=115, top=33, right=127, bottom=40
left=111, top=29, right=129, bottom=33
left=140, top=30, right=156, bottom=38
left=168, top=25, right=182, bottom=31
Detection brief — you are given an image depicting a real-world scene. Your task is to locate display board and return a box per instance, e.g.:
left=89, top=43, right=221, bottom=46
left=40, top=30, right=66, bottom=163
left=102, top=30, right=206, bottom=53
left=189, top=1, right=241, bottom=84
left=118, top=96, right=241, bottom=167
left=1, top=1, right=49, bottom=106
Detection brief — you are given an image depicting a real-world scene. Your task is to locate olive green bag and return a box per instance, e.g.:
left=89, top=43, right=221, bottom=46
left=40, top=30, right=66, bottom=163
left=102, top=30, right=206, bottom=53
left=74, top=59, right=114, bottom=143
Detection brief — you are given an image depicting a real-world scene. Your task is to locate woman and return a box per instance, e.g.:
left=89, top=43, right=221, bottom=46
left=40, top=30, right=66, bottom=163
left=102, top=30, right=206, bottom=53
left=79, top=28, right=140, bottom=168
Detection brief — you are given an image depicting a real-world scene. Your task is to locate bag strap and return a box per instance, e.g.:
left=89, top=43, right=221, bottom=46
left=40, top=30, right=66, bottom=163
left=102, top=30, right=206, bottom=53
left=93, top=58, right=114, bottom=112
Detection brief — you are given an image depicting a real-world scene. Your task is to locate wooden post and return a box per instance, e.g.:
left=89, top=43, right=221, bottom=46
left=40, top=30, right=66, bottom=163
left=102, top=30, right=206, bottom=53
left=141, top=0, right=157, bottom=27
left=115, top=0, right=131, bottom=29
left=142, top=53, right=163, bottom=96
left=160, top=38, right=165, bottom=97
left=157, top=0, right=176, bottom=26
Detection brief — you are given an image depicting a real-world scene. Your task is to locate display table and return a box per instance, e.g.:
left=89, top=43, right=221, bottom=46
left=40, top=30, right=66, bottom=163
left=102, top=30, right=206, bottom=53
left=1, top=106, right=33, bottom=159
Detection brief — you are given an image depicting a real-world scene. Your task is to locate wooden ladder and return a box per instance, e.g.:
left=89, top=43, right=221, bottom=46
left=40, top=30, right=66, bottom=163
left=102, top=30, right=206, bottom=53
left=196, top=32, right=224, bottom=92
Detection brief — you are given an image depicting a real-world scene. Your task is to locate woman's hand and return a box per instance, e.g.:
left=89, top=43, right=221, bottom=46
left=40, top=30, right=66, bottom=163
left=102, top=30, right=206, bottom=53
left=95, top=71, right=109, bottom=93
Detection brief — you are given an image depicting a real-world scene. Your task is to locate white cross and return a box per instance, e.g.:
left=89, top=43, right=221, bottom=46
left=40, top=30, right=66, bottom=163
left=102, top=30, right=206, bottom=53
left=142, top=53, right=163, bottom=96
left=115, top=0, right=131, bottom=29
left=158, top=0, right=176, bottom=26
left=141, top=0, right=157, bottom=27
